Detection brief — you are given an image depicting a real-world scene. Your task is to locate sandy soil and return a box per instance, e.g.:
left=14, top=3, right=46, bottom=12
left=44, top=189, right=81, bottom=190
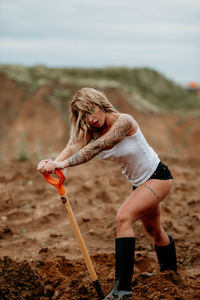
left=0, top=74, right=200, bottom=299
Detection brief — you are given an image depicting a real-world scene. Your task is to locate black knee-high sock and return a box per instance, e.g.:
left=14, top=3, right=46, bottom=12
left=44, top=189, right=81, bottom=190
left=115, top=237, right=135, bottom=291
left=155, top=235, right=177, bottom=272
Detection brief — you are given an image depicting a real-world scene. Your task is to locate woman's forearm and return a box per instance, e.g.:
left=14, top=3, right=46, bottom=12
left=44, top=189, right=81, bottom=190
left=54, top=146, right=74, bottom=162
left=63, top=143, right=99, bottom=168
left=54, top=130, right=90, bottom=163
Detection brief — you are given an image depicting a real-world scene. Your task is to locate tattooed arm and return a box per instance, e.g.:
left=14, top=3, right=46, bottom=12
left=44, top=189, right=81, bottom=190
left=38, top=129, right=92, bottom=174
left=62, top=114, right=134, bottom=168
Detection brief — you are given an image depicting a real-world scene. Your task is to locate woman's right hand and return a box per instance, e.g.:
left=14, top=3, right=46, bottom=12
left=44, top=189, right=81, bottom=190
left=37, top=159, right=51, bottom=173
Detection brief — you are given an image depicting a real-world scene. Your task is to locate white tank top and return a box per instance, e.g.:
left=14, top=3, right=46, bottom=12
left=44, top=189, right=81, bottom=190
left=99, top=123, right=160, bottom=186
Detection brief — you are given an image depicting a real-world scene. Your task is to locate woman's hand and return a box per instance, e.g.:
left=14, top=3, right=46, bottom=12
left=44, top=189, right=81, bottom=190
left=37, top=160, right=66, bottom=174
left=37, top=159, right=51, bottom=173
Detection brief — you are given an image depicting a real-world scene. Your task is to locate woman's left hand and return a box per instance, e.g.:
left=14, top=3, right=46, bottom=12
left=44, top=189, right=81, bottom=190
left=40, top=160, right=65, bottom=174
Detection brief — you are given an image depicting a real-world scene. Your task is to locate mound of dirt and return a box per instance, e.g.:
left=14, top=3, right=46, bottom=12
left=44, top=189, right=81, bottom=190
left=0, top=253, right=199, bottom=299
left=0, top=256, right=43, bottom=300
left=0, top=74, right=200, bottom=161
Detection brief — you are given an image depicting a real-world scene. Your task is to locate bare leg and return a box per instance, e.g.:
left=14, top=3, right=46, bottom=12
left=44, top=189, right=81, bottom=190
left=105, top=179, right=173, bottom=299
left=141, top=204, right=169, bottom=246
left=116, top=179, right=172, bottom=238
left=141, top=203, right=177, bottom=271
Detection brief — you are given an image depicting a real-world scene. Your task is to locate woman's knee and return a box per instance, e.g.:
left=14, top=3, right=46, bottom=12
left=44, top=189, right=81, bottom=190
left=115, top=210, right=133, bottom=229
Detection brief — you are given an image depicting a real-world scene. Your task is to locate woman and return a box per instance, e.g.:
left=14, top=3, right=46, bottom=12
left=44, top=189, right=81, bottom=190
left=38, top=87, right=177, bottom=300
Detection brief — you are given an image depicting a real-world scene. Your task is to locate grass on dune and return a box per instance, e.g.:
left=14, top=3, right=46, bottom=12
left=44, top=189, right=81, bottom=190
left=0, top=64, right=199, bottom=114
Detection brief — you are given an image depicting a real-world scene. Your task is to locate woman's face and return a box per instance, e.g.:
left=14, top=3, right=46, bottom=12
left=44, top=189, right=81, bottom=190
left=86, top=105, right=106, bottom=129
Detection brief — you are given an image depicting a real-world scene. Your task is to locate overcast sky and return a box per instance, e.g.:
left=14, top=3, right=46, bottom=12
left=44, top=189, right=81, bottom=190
left=0, top=0, right=199, bottom=84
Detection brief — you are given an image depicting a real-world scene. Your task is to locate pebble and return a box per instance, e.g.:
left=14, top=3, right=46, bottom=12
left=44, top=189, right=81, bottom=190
left=44, top=285, right=54, bottom=297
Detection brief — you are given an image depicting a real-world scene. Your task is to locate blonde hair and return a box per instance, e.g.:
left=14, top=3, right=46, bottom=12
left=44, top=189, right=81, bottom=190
left=68, top=87, right=117, bottom=146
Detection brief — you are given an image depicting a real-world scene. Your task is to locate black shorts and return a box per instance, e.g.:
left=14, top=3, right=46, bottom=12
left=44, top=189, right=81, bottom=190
left=132, top=161, right=173, bottom=190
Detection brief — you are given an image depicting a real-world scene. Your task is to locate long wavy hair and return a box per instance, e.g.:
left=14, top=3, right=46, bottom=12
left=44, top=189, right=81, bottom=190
left=68, top=87, right=117, bottom=146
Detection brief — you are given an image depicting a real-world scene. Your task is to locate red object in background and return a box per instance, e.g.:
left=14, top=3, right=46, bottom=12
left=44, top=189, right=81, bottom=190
left=188, top=82, right=198, bottom=89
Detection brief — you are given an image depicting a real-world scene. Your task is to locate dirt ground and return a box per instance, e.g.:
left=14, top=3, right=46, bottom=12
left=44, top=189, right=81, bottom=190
left=0, top=74, right=200, bottom=299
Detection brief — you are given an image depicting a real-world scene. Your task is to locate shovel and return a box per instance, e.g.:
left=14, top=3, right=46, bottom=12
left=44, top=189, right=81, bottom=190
left=41, top=169, right=104, bottom=299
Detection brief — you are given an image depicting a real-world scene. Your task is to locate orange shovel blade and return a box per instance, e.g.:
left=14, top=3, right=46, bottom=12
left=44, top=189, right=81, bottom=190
left=42, top=170, right=66, bottom=195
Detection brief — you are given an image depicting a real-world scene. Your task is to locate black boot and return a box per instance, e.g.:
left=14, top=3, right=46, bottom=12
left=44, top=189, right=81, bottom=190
left=104, top=237, right=135, bottom=299
left=155, top=235, right=177, bottom=272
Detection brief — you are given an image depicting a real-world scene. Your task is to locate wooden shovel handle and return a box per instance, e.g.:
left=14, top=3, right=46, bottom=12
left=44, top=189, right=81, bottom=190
left=61, top=194, right=98, bottom=282
left=40, top=169, right=104, bottom=298
left=41, top=170, right=98, bottom=280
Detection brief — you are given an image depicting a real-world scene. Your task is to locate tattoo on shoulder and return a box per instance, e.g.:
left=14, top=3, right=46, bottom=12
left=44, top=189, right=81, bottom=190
left=98, top=114, right=133, bottom=147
